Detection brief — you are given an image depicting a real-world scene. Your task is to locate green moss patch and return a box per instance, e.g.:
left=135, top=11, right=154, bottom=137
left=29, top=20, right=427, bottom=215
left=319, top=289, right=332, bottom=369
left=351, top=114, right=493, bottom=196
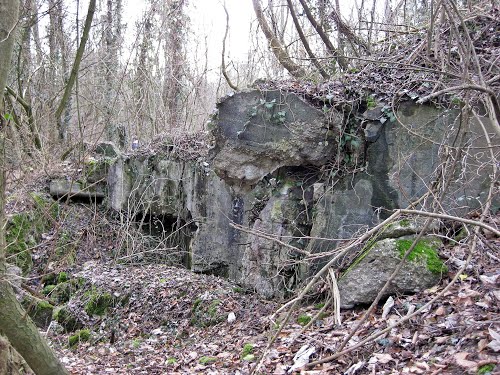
left=42, top=272, right=79, bottom=304
left=6, top=194, right=59, bottom=274
left=396, top=239, right=447, bottom=274
left=22, top=297, right=54, bottom=328
left=190, top=297, right=225, bottom=327
left=297, top=314, right=312, bottom=326
left=199, top=356, right=217, bottom=365
left=69, top=329, right=91, bottom=347
left=241, top=343, right=254, bottom=358
left=399, top=219, right=410, bottom=227
left=84, top=289, right=115, bottom=316
left=166, top=358, right=177, bottom=365
left=54, top=307, right=83, bottom=332
left=477, top=364, right=496, bottom=375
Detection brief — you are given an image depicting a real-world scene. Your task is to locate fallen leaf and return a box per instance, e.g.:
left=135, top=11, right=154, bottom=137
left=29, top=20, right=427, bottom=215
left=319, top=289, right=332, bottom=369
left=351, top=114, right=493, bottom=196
left=382, top=296, right=395, bottom=319
left=487, top=328, right=500, bottom=352
left=414, top=361, right=430, bottom=371
left=344, top=361, right=365, bottom=375
left=435, top=306, right=446, bottom=316
left=288, top=344, right=315, bottom=373
left=493, top=290, right=500, bottom=301
left=369, top=353, right=393, bottom=364
left=479, top=274, right=499, bottom=285
left=478, top=339, right=489, bottom=351
left=454, top=352, right=477, bottom=369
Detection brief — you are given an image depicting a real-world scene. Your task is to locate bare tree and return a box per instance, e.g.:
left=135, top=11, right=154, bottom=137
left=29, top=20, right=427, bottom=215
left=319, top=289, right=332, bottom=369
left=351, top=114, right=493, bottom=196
left=54, top=0, right=96, bottom=142
left=0, top=1, right=69, bottom=373
left=286, top=0, right=329, bottom=78
left=162, top=0, right=189, bottom=128
left=221, top=2, right=239, bottom=90
left=252, top=0, right=307, bottom=78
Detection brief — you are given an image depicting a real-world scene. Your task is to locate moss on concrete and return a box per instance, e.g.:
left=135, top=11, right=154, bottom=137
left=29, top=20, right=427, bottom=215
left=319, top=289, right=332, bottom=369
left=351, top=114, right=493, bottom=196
left=396, top=239, right=447, bottom=274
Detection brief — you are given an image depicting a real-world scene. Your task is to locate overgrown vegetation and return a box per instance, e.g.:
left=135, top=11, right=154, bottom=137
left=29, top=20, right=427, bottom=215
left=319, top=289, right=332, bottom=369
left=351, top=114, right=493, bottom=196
left=68, top=329, right=91, bottom=348
left=5, top=194, right=59, bottom=273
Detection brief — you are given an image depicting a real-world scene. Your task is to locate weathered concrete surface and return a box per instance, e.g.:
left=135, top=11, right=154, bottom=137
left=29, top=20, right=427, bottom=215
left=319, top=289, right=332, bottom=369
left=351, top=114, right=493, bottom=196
left=104, top=90, right=496, bottom=302
left=363, top=103, right=496, bottom=215
left=50, top=179, right=105, bottom=200
left=212, top=90, right=341, bottom=188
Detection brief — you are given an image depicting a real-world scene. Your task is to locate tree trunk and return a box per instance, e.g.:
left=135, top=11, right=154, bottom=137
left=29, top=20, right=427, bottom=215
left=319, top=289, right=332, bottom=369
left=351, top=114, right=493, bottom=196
left=252, top=0, right=306, bottom=78
left=286, top=0, right=329, bottom=79
left=296, top=0, right=348, bottom=71
left=162, top=0, right=188, bottom=129
left=0, top=1, right=69, bottom=374
left=55, top=0, right=96, bottom=142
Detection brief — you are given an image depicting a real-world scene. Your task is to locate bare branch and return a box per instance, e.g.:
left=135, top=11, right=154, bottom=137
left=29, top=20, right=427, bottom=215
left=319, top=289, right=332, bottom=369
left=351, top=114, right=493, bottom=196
left=54, top=0, right=96, bottom=139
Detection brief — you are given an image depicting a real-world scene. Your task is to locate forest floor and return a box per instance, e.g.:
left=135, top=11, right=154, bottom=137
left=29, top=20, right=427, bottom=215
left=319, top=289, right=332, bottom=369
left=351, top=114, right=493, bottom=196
left=7, top=182, right=500, bottom=374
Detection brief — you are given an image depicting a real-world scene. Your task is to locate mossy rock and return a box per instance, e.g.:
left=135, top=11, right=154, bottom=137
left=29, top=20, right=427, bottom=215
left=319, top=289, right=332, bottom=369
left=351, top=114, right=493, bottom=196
left=396, top=238, right=448, bottom=274
left=50, top=282, right=73, bottom=304
left=68, top=329, right=91, bottom=347
left=42, top=284, right=56, bottom=296
left=57, top=272, right=69, bottom=283
left=22, top=296, right=54, bottom=329
left=84, top=289, right=115, bottom=316
left=190, top=297, right=225, bottom=327
left=339, top=236, right=445, bottom=308
left=6, top=213, right=35, bottom=274
left=54, top=307, right=83, bottom=332
left=42, top=272, right=79, bottom=304
left=5, top=194, right=59, bottom=274
left=41, top=273, right=58, bottom=286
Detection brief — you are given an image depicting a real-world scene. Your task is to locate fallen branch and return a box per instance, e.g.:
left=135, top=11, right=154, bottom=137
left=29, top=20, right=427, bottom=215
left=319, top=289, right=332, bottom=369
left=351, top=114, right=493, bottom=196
left=397, top=209, right=500, bottom=236
left=249, top=210, right=402, bottom=374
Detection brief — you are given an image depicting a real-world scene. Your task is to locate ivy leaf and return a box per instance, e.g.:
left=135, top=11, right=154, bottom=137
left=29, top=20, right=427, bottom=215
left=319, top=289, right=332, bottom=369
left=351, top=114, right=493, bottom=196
left=3, top=113, right=13, bottom=121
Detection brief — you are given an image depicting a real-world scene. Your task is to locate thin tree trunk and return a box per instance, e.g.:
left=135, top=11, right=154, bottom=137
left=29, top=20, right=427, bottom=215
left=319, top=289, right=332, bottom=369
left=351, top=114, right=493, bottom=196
left=55, top=0, right=96, bottom=141
left=299, top=0, right=348, bottom=70
left=221, top=2, right=239, bottom=90
left=55, top=0, right=70, bottom=142
left=0, top=1, right=69, bottom=374
left=252, top=0, right=306, bottom=78
left=162, top=0, right=187, bottom=128
left=296, top=0, right=348, bottom=71
left=286, top=0, right=329, bottom=79
left=331, top=0, right=371, bottom=55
